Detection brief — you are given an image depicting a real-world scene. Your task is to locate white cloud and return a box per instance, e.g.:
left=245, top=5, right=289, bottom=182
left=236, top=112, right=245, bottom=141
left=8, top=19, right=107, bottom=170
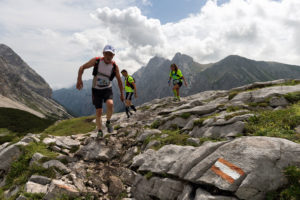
left=1, top=0, right=300, bottom=89
left=78, top=0, right=300, bottom=75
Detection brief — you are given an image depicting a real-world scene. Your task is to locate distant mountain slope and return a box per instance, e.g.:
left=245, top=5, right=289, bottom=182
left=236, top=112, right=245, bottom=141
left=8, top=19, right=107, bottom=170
left=53, top=53, right=300, bottom=116
left=0, top=44, right=71, bottom=119
left=52, top=80, right=93, bottom=117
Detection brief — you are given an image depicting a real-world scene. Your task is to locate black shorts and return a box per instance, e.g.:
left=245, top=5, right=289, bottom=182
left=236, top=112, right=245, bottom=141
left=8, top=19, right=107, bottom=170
left=173, top=81, right=183, bottom=87
left=92, top=87, right=113, bottom=109
left=125, top=92, right=134, bottom=100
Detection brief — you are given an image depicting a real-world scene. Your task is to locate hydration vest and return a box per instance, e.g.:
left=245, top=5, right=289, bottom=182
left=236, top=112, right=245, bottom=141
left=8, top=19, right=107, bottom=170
left=92, top=57, right=117, bottom=81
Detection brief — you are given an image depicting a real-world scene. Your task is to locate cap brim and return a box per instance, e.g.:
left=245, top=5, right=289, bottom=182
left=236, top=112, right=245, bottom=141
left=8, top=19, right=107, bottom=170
left=103, top=50, right=115, bottom=54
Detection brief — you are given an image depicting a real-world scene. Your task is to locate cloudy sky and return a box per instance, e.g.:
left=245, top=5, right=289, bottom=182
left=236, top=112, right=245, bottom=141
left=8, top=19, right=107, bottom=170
left=0, top=0, right=299, bottom=89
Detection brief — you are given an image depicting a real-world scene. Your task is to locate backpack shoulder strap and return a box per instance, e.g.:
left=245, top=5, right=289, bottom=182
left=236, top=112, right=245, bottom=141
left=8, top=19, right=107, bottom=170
left=109, top=61, right=117, bottom=81
left=92, top=57, right=101, bottom=76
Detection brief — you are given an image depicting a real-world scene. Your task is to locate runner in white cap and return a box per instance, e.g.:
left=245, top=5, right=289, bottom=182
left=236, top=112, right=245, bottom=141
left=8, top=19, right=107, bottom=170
left=76, top=45, right=124, bottom=137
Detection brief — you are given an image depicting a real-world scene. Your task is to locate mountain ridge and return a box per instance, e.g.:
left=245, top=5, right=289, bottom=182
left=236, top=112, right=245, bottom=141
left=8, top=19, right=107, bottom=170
left=53, top=53, right=300, bottom=116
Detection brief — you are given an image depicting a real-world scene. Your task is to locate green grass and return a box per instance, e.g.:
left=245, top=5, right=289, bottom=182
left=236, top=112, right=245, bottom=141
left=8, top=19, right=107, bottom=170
left=0, top=128, right=20, bottom=144
left=228, top=91, right=239, bottom=100
left=0, top=108, right=56, bottom=144
left=24, top=193, right=45, bottom=200
left=266, top=166, right=300, bottom=200
left=4, top=142, right=58, bottom=190
left=144, top=171, right=153, bottom=180
left=179, top=112, right=192, bottom=119
left=138, top=105, right=151, bottom=111
left=245, top=103, right=300, bottom=143
left=150, top=120, right=161, bottom=129
left=194, top=118, right=205, bottom=127
left=248, top=102, right=269, bottom=107
left=43, top=116, right=95, bottom=136
left=114, top=124, right=122, bottom=130
left=226, top=106, right=244, bottom=112
left=284, top=92, right=300, bottom=104
left=144, top=130, right=208, bottom=150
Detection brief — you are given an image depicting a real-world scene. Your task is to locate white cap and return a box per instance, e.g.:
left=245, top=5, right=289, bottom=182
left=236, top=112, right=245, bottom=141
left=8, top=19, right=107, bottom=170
left=103, top=45, right=116, bottom=54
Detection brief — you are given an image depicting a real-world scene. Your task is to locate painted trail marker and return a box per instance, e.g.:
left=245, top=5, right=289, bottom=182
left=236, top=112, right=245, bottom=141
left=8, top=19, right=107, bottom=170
left=211, top=158, right=245, bottom=184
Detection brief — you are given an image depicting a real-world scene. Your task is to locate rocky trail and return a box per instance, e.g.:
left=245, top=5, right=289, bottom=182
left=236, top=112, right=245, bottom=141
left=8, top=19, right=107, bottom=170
left=0, top=79, right=300, bottom=200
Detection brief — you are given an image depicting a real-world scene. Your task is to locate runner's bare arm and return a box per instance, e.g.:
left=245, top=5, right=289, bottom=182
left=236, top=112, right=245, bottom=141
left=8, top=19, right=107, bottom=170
left=182, top=76, right=188, bottom=86
left=132, top=82, right=138, bottom=98
left=76, top=58, right=97, bottom=90
left=115, top=65, right=125, bottom=101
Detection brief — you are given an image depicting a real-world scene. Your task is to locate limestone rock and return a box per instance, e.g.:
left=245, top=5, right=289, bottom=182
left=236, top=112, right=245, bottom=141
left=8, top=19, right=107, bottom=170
left=29, top=175, right=51, bottom=185
left=190, top=121, right=245, bottom=138
left=131, top=175, right=185, bottom=200
left=44, top=179, right=79, bottom=200
left=132, top=136, right=300, bottom=200
left=75, top=139, right=116, bottom=161
left=0, top=144, right=22, bottom=173
left=195, top=188, right=238, bottom=200
left=109, top=176, right=124, bottom=197
left=269, top=96, right=289, bottom=107
left=137, top=129, right=161, bottom=142
left=25, top=181, right=48, bottom=193
left=42, top=160, right=71, bottom=174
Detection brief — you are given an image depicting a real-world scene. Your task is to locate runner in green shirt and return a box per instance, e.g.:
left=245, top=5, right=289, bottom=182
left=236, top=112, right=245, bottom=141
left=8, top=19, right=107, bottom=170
left=168, top=63, right=188, bottom=101
left=121, top=69, right=137, bottom=118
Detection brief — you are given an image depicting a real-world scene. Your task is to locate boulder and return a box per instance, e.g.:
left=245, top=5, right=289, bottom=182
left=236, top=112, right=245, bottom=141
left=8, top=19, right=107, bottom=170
left=190, top=121, right=245, bottom=138
left=0, top=144, right=22, bottom=173
left=42, top=160, right=71, bottom=174
left=131, top=174, right=185, bottom=200
left=30, top=152, right=45, bottom=165
left=269, top=96, right=289, bottom=107
left=185, top=137, right=300, bottom=200
left=137, top=129, right=161, bottom=142
left=75, top=139, right=116, bottom=161
left=43, top=137, right=56, bottom=145
left=29, top=175, right=51, bottom=185
left=25, top=181, right=48, bottom=193
left=132, top=142, right=226, bottom=178
left=44, top=179, right=79, bottom=200
left=159, top=117, right=190, bottom=130
left=132, top=137, right=300, bottom=200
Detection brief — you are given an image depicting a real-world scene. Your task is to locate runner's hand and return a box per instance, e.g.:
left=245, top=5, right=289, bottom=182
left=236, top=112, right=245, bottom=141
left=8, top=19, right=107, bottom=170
left=184, top=82, right=188, bottom=87
left=120, top=94, right=125, bottom=102
left=135, top=93, right=138, bottom=98
left=76, top=79, right=83, bottom=90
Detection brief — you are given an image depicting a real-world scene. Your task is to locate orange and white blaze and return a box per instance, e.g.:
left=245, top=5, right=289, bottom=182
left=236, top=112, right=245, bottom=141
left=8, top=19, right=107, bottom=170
left=211, top=158, right=245, bottom=184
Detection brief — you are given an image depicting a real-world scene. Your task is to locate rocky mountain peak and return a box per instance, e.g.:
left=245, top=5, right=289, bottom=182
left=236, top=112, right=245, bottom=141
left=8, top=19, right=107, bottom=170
left=172, top=52, right=194, bottom=64
left=146, top=55, right=167, bottom=69
left=0, top=44, right=70, bottom=119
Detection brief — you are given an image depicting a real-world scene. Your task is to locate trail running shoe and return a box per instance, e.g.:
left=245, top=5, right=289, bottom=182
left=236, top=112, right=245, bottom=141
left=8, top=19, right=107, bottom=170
left=106, top=121, right=113, bottom=133
left=97, top=130, right=103, bottom=138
